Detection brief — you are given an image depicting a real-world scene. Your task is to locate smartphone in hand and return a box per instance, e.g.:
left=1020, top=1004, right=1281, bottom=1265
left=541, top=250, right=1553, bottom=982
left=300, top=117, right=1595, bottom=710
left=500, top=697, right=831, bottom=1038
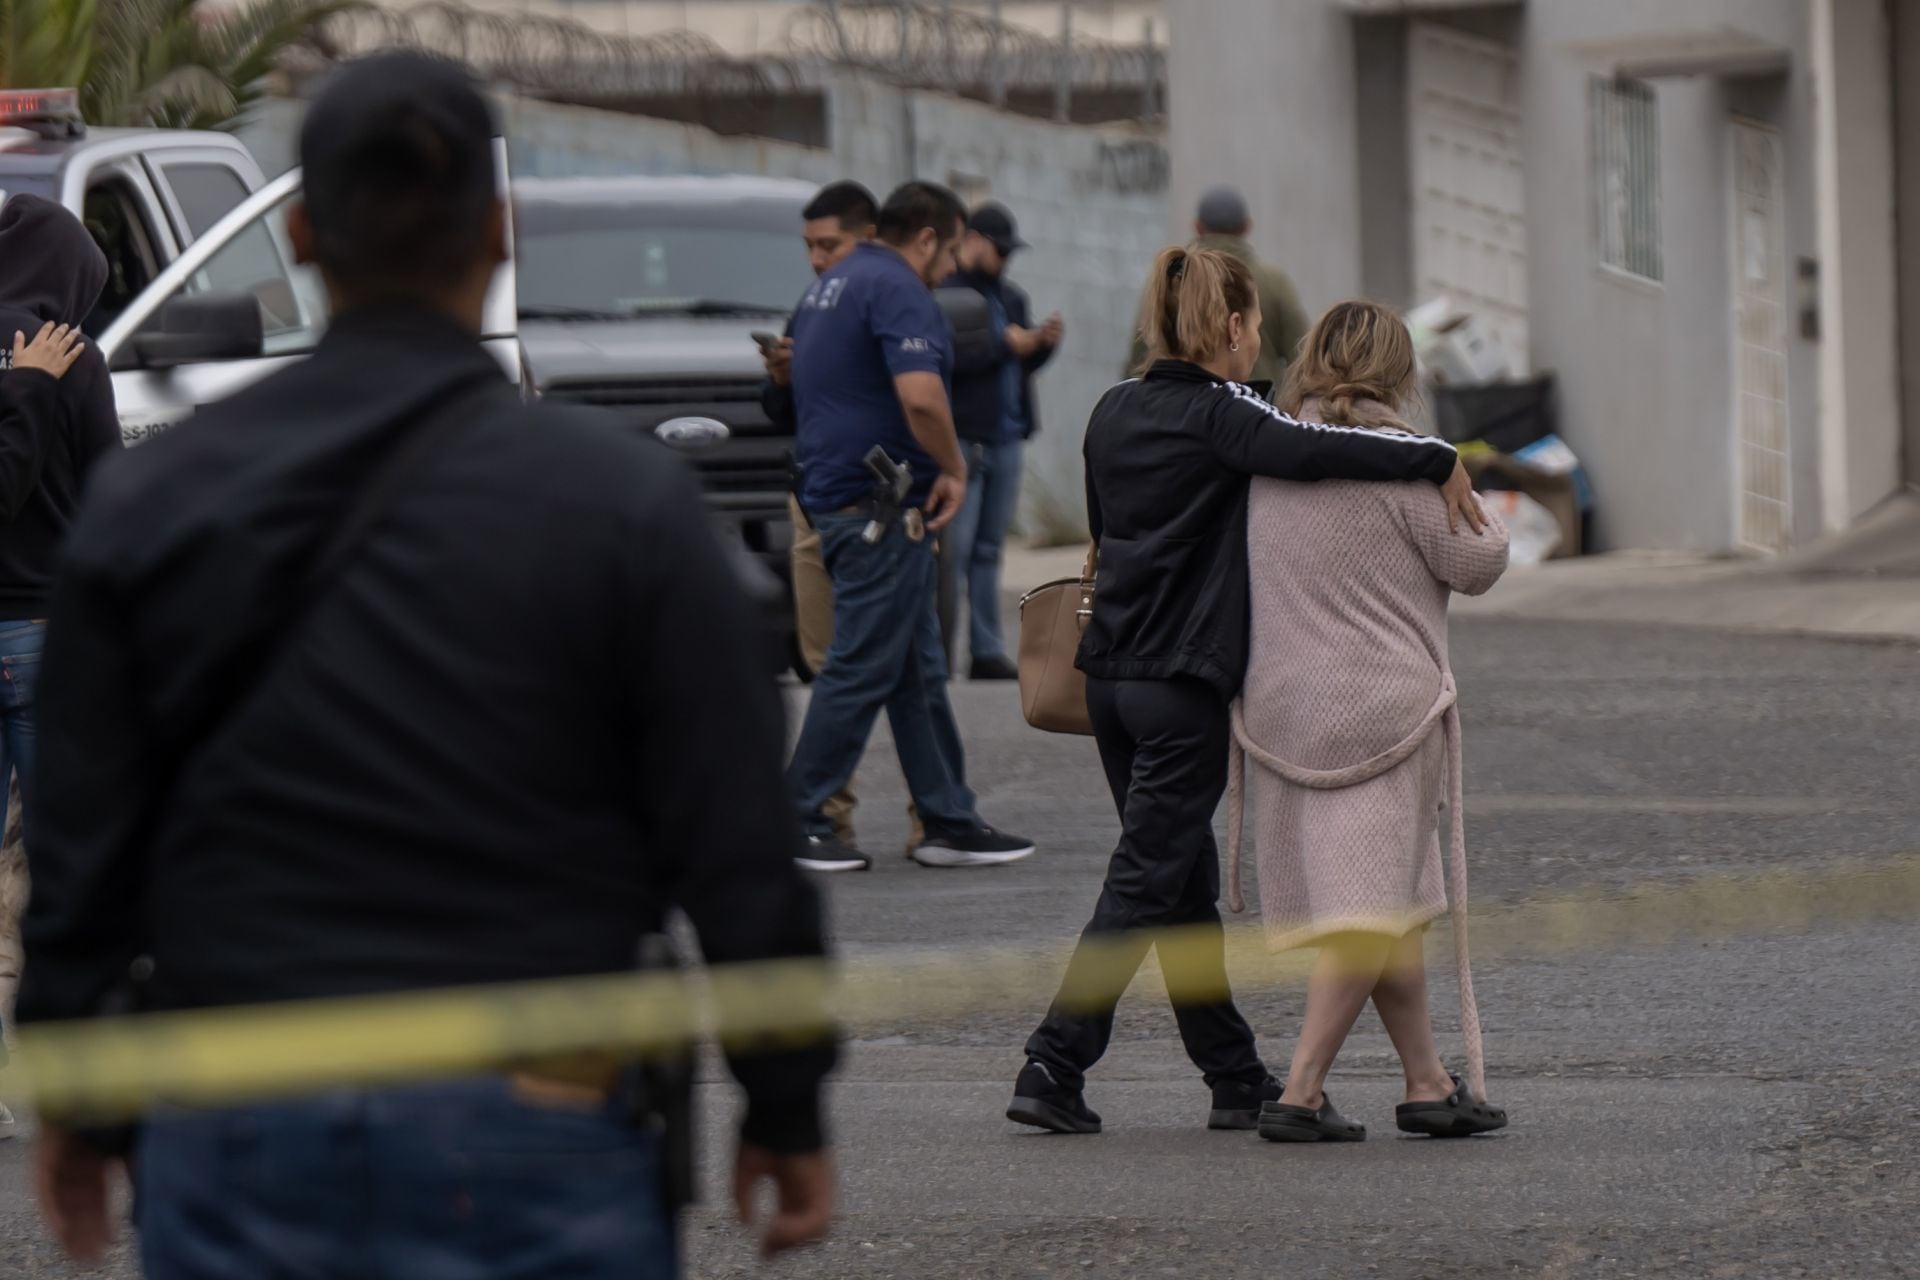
left=751, top=331, right=782, bottom=355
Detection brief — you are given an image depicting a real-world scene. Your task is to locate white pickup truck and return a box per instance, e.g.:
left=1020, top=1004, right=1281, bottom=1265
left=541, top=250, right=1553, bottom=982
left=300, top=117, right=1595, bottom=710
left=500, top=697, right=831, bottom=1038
left=1, top=89, right=785, bottom=652
left=0, top=87, right=520, bottom=445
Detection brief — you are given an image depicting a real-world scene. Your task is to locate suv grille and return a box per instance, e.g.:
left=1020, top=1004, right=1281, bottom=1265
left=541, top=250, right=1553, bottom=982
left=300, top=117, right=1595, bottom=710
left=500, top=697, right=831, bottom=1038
left=548, top=379, right=760, bottom=413
left=543, top=377, right=791, bottom=516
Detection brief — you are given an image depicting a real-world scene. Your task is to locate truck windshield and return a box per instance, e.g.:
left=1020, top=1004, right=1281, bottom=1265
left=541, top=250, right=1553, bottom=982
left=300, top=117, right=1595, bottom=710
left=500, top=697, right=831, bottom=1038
left=515, top=214, right=811, bottom=320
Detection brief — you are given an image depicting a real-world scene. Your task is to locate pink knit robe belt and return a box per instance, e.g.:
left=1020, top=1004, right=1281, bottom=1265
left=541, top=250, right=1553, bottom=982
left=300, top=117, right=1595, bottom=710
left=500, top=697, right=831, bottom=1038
left=1225, top=675, right=1486, bottom=1104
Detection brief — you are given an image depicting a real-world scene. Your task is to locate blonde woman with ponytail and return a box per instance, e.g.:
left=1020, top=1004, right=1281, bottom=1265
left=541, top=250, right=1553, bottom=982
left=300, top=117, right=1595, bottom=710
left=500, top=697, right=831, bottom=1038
left=1228, top=300, right=1511, bottom=1145
left=1010, top=254, right=1480, bottom=1137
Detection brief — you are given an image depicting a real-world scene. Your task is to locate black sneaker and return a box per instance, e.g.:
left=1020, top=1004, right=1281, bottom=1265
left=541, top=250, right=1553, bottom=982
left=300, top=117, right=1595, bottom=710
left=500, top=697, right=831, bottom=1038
left=969, top=654, right=1019, bottom=681
left=1208, top=1074, right=1282, bottom=1131
left=911, top=825, right=1036, bottom=869
left=1006, top=1061, right=1102, bottom=1134
left=796, top=835, right=872, bottom=873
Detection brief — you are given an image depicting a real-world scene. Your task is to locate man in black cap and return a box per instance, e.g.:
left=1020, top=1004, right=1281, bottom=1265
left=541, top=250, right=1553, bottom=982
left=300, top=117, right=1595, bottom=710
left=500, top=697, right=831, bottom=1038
left=938, top=202, right=1060, bottom=680
left=20, top=52, right=835, bottom=1275
left=1127, top=184, right=1308, bottom=389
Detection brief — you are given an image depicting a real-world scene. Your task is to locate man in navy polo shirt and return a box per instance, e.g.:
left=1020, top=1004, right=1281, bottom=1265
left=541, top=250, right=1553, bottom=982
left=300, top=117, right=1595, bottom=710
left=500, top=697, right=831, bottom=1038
left=786, top=181, right=1036, bottom=874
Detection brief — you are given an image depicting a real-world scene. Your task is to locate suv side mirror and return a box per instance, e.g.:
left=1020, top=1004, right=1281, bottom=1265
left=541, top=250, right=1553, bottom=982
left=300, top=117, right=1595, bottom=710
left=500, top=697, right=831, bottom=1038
left=129, top=293, right=264, bottom=370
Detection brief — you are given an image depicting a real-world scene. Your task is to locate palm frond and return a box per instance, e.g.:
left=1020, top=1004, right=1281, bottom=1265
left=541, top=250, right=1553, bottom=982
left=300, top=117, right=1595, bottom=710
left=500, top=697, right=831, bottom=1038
left=130, top=61, right=236, bottom=129
left=32, top=0, right=355, bottom=129
left=1, top=0, right=99, bottom=95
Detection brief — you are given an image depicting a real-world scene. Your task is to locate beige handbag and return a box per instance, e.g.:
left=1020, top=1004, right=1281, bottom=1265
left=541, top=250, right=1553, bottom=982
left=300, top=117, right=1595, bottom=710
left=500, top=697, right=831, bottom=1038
left=1016, top=545, right=1096, bottom=736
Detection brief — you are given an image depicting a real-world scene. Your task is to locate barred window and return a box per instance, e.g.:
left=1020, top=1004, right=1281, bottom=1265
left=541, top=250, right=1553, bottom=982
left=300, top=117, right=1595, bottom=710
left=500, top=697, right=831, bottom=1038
left=1591, top=77, right=1662, bottom=282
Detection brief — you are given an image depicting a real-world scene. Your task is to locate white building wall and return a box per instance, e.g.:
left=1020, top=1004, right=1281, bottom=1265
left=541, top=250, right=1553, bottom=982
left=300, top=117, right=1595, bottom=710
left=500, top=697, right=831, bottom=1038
left=1810, top=0, right=1904, bottom=529
left=1165, top=0, right=1363, bottom=315
left=1166, top=0, right=1839, bottom=554
left=1900, top=0, right=1920, bottom=489
left=1516, top=0, right=1819, bottom=553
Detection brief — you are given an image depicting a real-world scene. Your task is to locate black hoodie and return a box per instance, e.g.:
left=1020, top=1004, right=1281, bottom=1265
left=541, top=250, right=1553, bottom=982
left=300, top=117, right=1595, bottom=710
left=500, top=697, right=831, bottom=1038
left=0, top=193, right=121, bottom=619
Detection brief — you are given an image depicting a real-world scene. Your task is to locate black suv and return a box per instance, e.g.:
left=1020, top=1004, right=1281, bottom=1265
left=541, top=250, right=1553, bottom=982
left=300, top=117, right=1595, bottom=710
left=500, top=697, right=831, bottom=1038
left=513, top=176, right=813, bottom=665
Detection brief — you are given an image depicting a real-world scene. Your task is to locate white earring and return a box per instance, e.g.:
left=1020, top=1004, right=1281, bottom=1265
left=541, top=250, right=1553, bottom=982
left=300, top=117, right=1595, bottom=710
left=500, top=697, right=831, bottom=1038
left=1231, top=342, right=1240, bottom=352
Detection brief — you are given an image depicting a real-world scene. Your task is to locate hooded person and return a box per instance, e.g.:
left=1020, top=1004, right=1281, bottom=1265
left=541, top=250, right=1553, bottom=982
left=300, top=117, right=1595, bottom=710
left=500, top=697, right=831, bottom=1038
left=0, top=194, right=121, bottom=609
left=0, top=192, right=119, bottom=1133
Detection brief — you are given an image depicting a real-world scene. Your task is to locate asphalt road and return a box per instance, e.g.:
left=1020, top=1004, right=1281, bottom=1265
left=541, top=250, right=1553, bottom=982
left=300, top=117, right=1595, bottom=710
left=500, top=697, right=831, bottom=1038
left=5, top=618, right=1919, bottom=1278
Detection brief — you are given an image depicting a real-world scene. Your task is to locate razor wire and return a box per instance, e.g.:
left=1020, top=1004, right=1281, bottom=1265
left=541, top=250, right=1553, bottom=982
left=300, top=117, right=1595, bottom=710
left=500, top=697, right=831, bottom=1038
left=288, top=2, right=803, bottom=103
left=784, top=2, right=1164, bottom=100
left=283, top=2, right=1164, bottom=121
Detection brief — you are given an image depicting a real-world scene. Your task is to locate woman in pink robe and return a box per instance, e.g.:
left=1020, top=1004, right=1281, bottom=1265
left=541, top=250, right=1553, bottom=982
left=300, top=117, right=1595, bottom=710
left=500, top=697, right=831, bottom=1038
left=1229, top=301, right=1513, bottom=1143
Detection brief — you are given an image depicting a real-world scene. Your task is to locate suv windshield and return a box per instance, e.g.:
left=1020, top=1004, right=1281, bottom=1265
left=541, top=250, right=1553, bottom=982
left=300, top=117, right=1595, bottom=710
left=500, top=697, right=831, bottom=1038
left=515, top=199, right=810, bottom=320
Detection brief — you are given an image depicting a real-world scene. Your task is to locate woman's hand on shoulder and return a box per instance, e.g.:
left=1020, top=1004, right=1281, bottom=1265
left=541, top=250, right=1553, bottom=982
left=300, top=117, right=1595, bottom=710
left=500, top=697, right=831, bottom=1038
left=11, top=323, right=86, bottom=380
left=1440, top=460, right=1487, bottom=535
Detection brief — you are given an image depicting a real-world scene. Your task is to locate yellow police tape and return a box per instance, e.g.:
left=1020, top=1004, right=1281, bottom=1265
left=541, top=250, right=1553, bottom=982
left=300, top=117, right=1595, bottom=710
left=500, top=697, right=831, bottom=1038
left=6, top=853, right=1919, bottom=1120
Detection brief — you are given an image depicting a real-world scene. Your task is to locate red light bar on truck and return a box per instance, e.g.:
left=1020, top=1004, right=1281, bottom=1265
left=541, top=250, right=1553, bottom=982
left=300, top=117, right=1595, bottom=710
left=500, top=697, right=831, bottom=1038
left=0, top=89, right=85, bottom=138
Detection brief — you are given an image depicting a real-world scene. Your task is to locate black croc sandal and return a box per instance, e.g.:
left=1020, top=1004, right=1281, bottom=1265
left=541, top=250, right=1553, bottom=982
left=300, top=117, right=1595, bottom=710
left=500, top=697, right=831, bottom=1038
left=1396, top=1075, right=1508, bottom=1138
left=1256, top=1094, right=1367, bottom=1143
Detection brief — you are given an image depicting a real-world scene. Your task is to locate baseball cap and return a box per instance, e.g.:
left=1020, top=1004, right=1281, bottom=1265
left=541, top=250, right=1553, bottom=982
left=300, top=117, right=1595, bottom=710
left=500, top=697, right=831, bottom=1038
left=298, top=52, right=499, bottom=275
left=1196, top=186, right=1252, bottom=235
left=968, top=203, right=1028, bottom=257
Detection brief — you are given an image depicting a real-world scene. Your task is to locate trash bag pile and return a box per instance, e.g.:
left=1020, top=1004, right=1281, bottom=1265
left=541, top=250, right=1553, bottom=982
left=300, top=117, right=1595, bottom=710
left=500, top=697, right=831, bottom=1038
left=1406, top=298, right=1593, bottom=567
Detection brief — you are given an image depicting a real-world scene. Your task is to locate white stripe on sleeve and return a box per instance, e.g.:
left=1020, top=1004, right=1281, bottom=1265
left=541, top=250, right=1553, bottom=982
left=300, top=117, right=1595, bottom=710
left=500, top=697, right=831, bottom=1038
left=1214, top=381, right=1457, bottom=455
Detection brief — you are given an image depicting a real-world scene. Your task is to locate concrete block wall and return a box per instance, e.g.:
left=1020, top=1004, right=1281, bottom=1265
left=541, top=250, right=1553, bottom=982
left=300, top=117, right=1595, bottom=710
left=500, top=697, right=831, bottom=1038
left=499, top=96, right=834, bottom=183
left=238, top=93, right=833, bottom=183
left=900, top=91, right=1170, bottom=544
left=240, top=77, right=1168, bottom=544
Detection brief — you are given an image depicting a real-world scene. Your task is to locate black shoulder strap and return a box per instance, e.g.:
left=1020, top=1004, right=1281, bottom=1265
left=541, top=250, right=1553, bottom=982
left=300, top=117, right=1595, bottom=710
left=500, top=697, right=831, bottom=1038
left=163, top=374, right=507, bottom=773
left=105, top=374, right=507, bottom=1022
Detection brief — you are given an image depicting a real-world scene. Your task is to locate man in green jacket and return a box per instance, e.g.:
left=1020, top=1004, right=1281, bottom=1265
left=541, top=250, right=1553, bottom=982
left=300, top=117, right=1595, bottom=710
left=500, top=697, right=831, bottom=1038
left=1128, top=186, right=1310, bottom=390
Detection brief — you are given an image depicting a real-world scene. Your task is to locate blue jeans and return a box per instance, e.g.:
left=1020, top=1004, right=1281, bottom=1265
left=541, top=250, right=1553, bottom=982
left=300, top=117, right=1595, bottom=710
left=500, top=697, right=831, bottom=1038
left=0, top=620, right=41, bottom=1049
left=0, top=620, right=44, bottom=843
left=943, top=441, right=1024, bottom=664
left=136, top=1080, right=677, bottom=1280
left=788, top=514, right=979, bottom=840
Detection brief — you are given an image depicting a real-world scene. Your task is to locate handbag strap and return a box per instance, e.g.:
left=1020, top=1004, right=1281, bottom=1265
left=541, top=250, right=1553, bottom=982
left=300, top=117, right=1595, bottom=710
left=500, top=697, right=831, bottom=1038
left=1075, top=541, right=1098, bottom=632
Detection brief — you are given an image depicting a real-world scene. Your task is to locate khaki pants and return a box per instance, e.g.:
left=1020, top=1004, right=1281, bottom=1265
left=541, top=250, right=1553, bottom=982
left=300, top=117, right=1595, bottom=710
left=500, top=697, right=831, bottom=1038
left=790, top=495, right=923, bottom=850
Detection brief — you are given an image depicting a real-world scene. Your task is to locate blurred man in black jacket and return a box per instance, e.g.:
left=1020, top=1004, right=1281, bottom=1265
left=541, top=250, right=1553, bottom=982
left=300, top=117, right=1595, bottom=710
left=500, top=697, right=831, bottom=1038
left=0, top=197, right=120, bottom=1135
left=22, top=54, right=835, bottom=1276
left=939, top=203, right=1060, bottom=679
left=0, top=198, right=120, bottom=830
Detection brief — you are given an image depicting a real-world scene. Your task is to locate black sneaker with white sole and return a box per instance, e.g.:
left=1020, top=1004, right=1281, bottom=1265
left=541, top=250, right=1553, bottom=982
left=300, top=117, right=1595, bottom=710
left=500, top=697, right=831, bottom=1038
left=1006, top=1061, right=1101, bottom=1134
left=911, top=825, right=1035, bottom=869
left=796, top=835, right=872, bottom=873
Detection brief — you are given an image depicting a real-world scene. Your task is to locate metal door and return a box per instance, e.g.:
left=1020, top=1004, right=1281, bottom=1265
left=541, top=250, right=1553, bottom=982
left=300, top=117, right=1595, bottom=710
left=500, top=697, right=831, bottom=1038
left=1408, top=22, right=1529, bottom=372
left=1729, top=120, right=1792, bottom=553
